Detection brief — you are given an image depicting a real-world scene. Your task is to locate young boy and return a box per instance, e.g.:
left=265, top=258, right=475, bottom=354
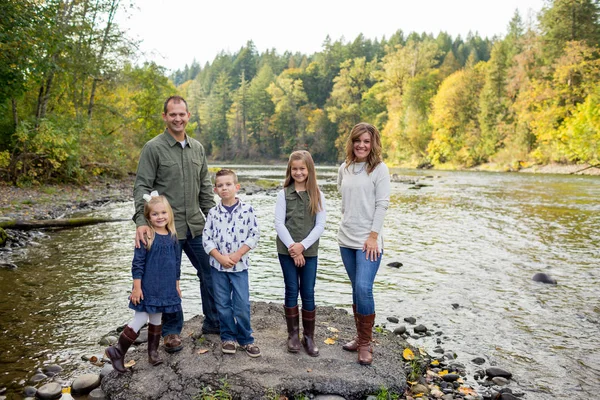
left=202, top=169, right=261, bottom=357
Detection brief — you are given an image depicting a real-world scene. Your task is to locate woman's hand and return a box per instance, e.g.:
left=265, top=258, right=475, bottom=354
left=362, top=232, right=380, bottom=261
left=130, top=287, right=144, bottom=305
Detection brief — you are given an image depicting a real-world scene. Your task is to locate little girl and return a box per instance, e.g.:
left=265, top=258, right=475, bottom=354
left=274, top=150, right=326, bottom=356
left=106, top=191, right=182, bottom=373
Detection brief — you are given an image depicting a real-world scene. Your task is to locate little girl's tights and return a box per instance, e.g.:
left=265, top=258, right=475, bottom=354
left=129, top=311, right=161, bottom=333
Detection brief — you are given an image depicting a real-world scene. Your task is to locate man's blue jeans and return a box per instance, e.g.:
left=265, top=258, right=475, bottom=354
left=278, top=254, right=317, bottom=311
left=340, top=247, right=383, bottom=315
left=210, top=268, right=254, bottom=345
left=162, top=231, right=220, bottom=337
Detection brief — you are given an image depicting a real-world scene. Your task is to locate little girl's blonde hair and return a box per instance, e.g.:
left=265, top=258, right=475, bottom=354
left=284, top=150, right=322, bottom=215
left=143, top=195, right=177, bottom=250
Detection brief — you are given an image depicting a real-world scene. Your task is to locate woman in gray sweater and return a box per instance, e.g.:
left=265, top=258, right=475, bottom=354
left=337, top=122, right=391, bottom=365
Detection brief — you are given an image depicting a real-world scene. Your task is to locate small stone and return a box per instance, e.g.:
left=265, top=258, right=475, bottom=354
left=498, top=393, right=520, bottom=400
left=393, top=325, right=406, bottom=335
left=532, top=272, right=557, bottom=284
left=471, top=357, right=486, bottom=365
left=35, top=382, right=62, bottom=400
left=23, top=386, right=37, bottom=397
left=414, top=324, right=428, bottom=334
left=442, top=373, right=460, bottom=382
left=430, top=388, right=444, bottom=398
left=30, top=373, right=47, bottom=383
left=134, top=329, right=148, bottom=344
left=451, top=303, right=459, bottom=309
left=433, top=346, right=445, bottom=354
left=88, top=388, right=107, bottom=400
left=386, top=316, right=399, bottom=323
left=411, top=384, right=429, bottom=395
left=492, top=377, right=510, bottom=386
left=387, top=262, right=403, bottom=268
left=71, top=374, right=101, bottom=395
left=486, top=367, right=512, bottom=379
left=313, top=396, right=346, bottom=400
left=99, top=336, right=117, bottom=346
left=404, top=316, right=417, bottom=324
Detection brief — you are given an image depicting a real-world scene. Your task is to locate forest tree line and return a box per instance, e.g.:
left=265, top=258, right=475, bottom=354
left=1, top=0, right=599, bottom=185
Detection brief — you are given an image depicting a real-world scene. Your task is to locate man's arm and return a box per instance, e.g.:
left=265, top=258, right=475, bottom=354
left=197, top=146, right=216, bottom=216
left=133, top=144, right=158, bottom=247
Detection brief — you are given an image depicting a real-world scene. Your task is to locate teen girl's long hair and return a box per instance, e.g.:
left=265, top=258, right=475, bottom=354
left=143, top=195, right=177, bottom=250
left=344, top=122, right=383, bottom=174
left=284, top=150, right=322, bottom=215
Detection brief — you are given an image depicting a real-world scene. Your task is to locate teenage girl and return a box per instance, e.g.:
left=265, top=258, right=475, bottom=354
left=275, top=150, right=326, bottom=357
left=106, top=192, right=182, bottom=372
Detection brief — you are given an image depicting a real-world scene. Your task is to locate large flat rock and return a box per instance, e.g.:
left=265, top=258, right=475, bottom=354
left=101, top=302, right=407, bottom=399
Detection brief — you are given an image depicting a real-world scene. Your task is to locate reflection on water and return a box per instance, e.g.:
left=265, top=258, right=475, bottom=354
left=0, top=167, right=599, bottom=399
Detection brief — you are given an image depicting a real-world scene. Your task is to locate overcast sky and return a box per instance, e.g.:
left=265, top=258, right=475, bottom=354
left=118, top=0, right=546, bottom=72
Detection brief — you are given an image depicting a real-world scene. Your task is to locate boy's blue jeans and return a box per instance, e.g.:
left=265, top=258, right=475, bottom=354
left=278, top=254, right=317, bottom=311
left=162, top=231, right=220, bottom=337
left=210, top=268, right=254, bottom=346
left=339, top=247, right=383, bottom=315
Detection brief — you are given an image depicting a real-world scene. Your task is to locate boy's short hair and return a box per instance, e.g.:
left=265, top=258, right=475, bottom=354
left=215, top=169, right=238, bottom=184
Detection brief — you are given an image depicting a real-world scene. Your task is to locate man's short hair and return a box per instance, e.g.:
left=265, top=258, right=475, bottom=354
left=163, top=95, right=189, bottom=114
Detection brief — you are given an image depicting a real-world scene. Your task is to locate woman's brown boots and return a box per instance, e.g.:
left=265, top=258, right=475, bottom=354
left=105, top=325, right=138, bottom=373
left=356, top=313, right=375, bottom=365
left=342, top=304, right=359, bottom=351
left=284, top=306, right=301, bottom=353
left=342, top=306, right=376, bottom=365
left=301, top=308, right=319, bottom=357
left=147, top=323, right=163, bottom=366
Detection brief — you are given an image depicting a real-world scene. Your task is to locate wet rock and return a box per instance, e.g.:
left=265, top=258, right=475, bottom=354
left=43, top=365, right=63, bottom=376
left=485, top=367, right=512, bottom=379
left=71, top=374, right=101, bottom=395
left=0, top=262, right=17, bottom=269
left=30, top=373, right=47, bottom=383
left=88, top=388, right=107, bottom=400
left=404, top=317, right=416, bottom=324
left=102, top=302, right=408, bottom=400
left=492, top=376, right=510, bottom=386
left=497, top=392, right=520, bottom=400
left=393, top=326, right=406, bottom=335
left=99, top=363, right=114, bottom=379
left=35, top=382, right=62, bottom=400
left=411, top=384, right=429, bottom=396
left=386, top=316, right=399, bottom=323
left=134, top=329, right=148, bottom=344
left=442, top=373, right=460, bottom=382
left=99, top=335, right=117, bottom=346
left=451, top=303, right=459, bottom=309
left=314, top=396, right=346, bottom=400
left=414, top=324, right=428, bottom=334
left=433, top=346, right=445, bottom=354
left=471, top=357, right=486, bottom=365
left=23, top=386, right=37, bottom=397
left=532, top=272, right=557, bottom=284
left=387, top=262, right=403, bottom=268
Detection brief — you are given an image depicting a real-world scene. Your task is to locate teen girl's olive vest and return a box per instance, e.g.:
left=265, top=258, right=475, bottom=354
left=276, top=185, right=320, bottom=257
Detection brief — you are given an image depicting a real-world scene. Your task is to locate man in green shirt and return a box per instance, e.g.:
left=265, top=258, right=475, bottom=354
left=133, top=95, right=219, bottom=352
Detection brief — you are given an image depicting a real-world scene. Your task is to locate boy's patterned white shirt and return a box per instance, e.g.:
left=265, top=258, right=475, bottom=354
left=202, top=198, right=260, bottom=272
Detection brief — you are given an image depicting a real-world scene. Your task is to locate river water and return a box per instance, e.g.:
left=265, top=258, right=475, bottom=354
left=0, top=166, right=599, bottom=399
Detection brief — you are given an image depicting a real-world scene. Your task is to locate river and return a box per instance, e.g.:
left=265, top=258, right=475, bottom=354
left=0, top=166, right=599, bottom=399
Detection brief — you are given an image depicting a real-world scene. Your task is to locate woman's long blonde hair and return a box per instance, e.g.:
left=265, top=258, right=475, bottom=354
left=344, top=122, right=383, bottom=174
left=284, top=150, right=322, bottom=215
left=143, top=195, right=177, bottom=250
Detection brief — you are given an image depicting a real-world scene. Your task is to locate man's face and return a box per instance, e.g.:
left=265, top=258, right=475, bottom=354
left=162, top=100, right=190, bottom=137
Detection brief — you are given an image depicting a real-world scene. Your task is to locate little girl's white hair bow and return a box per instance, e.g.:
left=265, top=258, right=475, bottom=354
left=143, top=190, right=159, bottom=202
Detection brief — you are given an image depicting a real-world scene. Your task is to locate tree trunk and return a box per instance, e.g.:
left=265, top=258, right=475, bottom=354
left=0, top=217, right=128, bottom=231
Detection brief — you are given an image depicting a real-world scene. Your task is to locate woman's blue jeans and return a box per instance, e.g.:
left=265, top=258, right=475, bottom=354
left=279, top=254, right=317, bottom=311
left=339, top=247, right=382, bottom=315
left=210, top=268, right=254, bottom=345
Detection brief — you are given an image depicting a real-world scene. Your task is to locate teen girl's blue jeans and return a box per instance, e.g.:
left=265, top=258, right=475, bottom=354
left=278, top=254, right=317, bottom=311
left=339, top=247, right=383, bottom=315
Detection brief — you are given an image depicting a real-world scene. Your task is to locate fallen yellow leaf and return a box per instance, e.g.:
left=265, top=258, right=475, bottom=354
left=89, top=356, right=98, bottom=363
left=197, top=348, right=209, bottom=354
left=327, top=327, right=339, bottom=333
left=458, top=386, right=477, bottom=396
left=438, top=370, right=449, bottom=376
left=61, top=387, right=71, bottom=394
left=124, top=360, right=136, bottom=368
left=407, top=381, right=418, bottom=385
left=431, top=359, right=439, bottom=366
left=324, top=337, right=336, bottom=345
left=403, top=348, right=415, bottom=360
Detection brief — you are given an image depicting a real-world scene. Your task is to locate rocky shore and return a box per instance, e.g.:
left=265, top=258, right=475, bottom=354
left=3, top=302, right=522, bottom=400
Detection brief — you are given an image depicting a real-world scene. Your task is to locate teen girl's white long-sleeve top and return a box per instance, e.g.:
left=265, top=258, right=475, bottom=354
left=337, top=161, right=391, bottom=251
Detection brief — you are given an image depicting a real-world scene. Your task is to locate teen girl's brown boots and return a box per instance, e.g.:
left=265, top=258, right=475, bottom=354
left=342, top=304, right=359, bottom=351
left=284, top=305, right=301, bottom=353
left=356, top=313, right=376, bottom=365
left=301, top=308, right=319, bottom=357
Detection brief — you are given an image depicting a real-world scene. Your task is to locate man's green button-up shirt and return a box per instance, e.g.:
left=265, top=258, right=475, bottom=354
left=133, top=130, right=215, bottom=239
